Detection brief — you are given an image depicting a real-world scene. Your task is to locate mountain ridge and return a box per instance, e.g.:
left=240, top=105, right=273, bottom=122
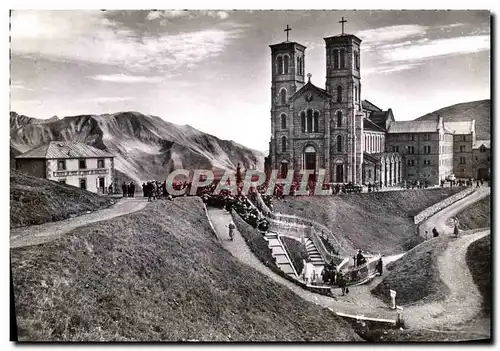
left=10, top=111, right=264, bottom=184
left=414, top=99, right=490, bottom=139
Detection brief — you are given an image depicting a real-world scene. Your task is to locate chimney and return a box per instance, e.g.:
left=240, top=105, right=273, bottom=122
left=437, top=114, right=443, bottom=130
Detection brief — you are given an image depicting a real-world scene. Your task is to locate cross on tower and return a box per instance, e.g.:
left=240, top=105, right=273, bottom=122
left=284, top=24, right=292, bottom=41
left=339, top=17, right=347, bottom=35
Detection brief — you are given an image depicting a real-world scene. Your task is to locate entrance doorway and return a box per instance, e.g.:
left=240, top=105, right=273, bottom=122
left=280, top=162, right=288, bottom=179
left=336, top=164, right=344, bottom=183
left=304, top=146, right=316, bottom=182
left=477, top=168, right=489, bottom=180
left=99, top=177, right=105, bottom=193
left=80, top=178, right=87, bottom=190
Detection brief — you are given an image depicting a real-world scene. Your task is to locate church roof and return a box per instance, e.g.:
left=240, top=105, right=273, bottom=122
left=387, top=120, right=440, bottom=134
left=473, top=139, right=490, bottom=149
left=324, top=33, right=362, bottom=43
left=269, top=41, right=306, bottom=50
left=16, top=141, right=114, bottom=159
left=443, top=121, right=475, bottom=135
left=291, top=81, right=332, bottom=100
left=362, top=100, right=382, bottom=112
left=363, top=118, right=386, bottom=132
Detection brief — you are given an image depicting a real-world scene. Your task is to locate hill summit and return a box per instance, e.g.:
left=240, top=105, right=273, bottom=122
left=415, top=99, right=490, bottom=139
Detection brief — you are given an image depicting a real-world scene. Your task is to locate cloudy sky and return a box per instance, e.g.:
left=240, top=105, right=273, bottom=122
left=10, top=10, right=490, bottom=151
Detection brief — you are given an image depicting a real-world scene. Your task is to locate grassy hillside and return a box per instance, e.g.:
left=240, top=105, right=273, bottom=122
left=466, top=235, right=491, bottom=316
left=274, top=188, right=462, bottom=255
left=456, top=195, right=491, bottom=230
left=415, top=100, right=490, bottom=139
left=10, top=170, right=115, bottom=228
left=11, top=197, right=360, bottom=341
left=371, top=237, right=450, bottom=306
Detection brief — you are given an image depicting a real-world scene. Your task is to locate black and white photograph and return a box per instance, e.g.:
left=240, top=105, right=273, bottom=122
left=8, top=8, right=491, bottom=343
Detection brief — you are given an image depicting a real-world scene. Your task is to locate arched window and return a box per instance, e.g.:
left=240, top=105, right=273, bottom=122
left=337, top=135, right=342, bottom=152
left=297, top=56, right=301, bottom=75
left=336, top=110, right=342, bottom=128
left=313, top=111, right=319, bottom=133
left=280, top=113, right=287, bottom=129
left=284, top=55, right=289, bottom=74
left=337, top=86, right=342, bottom=103
left=281, top=136, right=287, bottom=152
left=301, top=58, right=304, bottom=76
left=354, top=86, right=358, bottom=102
left=280, top=89, right=287, bottom=105
left=277, top=56, right=283, bottom=74
left=300, top=111, right=306, bottom=133
left=306, top=109, right=313, bottom=133
left=333, top=49, right=339, bottom=69
left=354, top=51, right=359, bottom=69
left=340, top=49, right=345, bottom=68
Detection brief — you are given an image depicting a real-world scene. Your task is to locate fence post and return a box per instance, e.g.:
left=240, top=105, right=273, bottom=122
left=390, top=289, right=397, bottom=309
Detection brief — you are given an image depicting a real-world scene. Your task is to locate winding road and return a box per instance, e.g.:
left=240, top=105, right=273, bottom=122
left=419, top=186, right=490, bottom=237
left=208, top=186, right=491, bottom=333
left=10, top=197, right=148, bottom=249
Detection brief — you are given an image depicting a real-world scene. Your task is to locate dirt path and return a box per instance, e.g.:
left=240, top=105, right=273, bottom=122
left=208, top=187, right=491, bottom=332
left=419, top=186, right=490, bottom=237
left=403, top=230, right=490, bottom=333
left=208, top=207, right=399, bottom=320
left=10, top=198, right=148, bottom=248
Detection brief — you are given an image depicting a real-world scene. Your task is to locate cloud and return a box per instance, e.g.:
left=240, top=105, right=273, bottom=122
left=364, top=62, right=424, bottom=75
left=81, top=97, right=132, bottom=103
left=90, top=74, right=164, bottom=83
left=146, top=10, right=229, bottom=21
left=383, top=35, right=490, bottom=62
left=358, top=25, right=427, bottom=46
left=10, top=83, right=34, bottom=91
left=11, top=10, right=243, bottom=73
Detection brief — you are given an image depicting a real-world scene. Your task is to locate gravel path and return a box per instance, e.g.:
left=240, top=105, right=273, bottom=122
left=208, top=188, right=490, bottom=331
left=208, top=207, right=398, bottom=321
left=402, top=230, right=490, bottom=332
left=419, top=186, right=490, bottom=237
left=10, top=198, right=148, bottom=248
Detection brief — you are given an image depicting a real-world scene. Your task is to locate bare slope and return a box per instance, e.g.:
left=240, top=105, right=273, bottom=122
left=274, top=188, right=462, bottom=254
left=10, top=111, right=264, bottom=183
left=466, top=235, right=491, bottom=316
left=10, top=170, right=115, bottom=228
left=456, top=195, right=491, bottom=230
left=371, top=237, right=451, bottom=306
left=415, top=99, right=490, bottom=139
left=11, top=197, right=359, bottom=342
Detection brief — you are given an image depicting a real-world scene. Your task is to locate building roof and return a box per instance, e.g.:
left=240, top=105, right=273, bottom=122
left=473, top=139, right=491, bottom=149
left=443, top=121, right=475, bottom=135
left=291, top=81, right=332, bottom=100
left=15, top=141, right=114, bottom=159
left=387, top=120, right=440, bottom=134
left=363, top=118, right=386, bottom=132
left=362, top=100, right=382, bottom=112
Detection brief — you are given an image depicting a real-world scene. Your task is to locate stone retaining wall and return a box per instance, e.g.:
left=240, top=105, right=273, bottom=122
left=413, top=187, right=476, bottom=224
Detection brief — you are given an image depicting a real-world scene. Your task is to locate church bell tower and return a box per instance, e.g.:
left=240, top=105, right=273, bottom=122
left=269, top=25, right=307, bottom=174
left=324, top=17, right=364, bottom=183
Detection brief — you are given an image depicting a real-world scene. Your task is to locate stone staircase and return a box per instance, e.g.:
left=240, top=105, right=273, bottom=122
left=305, top=238, right=325, bottom=273
left=264, top=231, right=298, bottom=278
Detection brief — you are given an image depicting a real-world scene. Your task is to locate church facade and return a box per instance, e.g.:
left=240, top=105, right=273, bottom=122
left=267, top=26, right=402, bottom=185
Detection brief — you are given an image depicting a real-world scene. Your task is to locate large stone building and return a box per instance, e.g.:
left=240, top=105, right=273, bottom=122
left=267, top=23, right=402, bottom=185
left=266, top=22, right=490, bottom=186
left=15, top=141, right=115, bottom=193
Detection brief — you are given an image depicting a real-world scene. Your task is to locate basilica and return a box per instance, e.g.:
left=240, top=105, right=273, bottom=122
left=266, top=21, right=403, bottom=185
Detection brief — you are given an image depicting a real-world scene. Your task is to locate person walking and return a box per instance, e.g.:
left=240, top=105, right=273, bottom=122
left=228, top=221, right=236, bottom=241
left=122, top=182, right=127, bottom=197
left=453, top=218, right=460, bottom=238
left=432, top=227, right=439, bottom=238
left=337, top=270, right=348, bottom=295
